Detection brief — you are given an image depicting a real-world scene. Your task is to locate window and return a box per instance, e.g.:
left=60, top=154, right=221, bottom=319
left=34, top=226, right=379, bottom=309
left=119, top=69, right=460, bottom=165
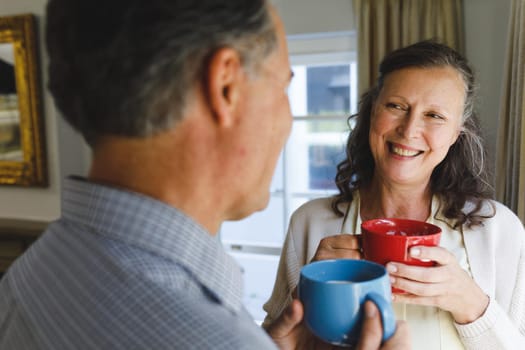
left=220, top=33, right=357, bottom=324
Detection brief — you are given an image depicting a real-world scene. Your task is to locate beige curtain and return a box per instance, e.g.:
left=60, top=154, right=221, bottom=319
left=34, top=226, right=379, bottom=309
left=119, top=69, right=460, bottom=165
left=496, top=0, right=525, bottom=222
left=354, top=0, right=464, bottom=95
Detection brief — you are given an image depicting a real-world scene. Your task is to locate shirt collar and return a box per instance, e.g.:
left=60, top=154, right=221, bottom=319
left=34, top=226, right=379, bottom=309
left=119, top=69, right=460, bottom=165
left=61, top=176, right=244, bottom=313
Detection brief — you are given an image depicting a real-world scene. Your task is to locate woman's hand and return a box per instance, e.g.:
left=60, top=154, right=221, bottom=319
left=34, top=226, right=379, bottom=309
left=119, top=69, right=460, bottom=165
left=311, top=234, right=362, bottom=262
left=386, top=245, right=489, bottom=324
left=291, top=234, right=362, bottom=298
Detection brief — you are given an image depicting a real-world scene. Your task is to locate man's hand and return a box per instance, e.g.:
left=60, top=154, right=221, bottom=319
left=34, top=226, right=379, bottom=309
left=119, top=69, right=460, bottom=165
left=267, top=299, right=410, bottom=350
left=266, top=299, right=305, bottom=349
left=267, top=300, right=341, bottom=349
left=357, top=301, right=410, bottom=350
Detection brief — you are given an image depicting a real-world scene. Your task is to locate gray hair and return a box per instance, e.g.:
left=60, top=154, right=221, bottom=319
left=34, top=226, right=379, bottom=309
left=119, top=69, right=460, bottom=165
left=46, top=0, right=277, bottom=146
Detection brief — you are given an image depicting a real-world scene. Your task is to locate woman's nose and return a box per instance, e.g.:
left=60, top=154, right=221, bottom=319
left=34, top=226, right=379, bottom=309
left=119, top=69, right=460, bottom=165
left=396, top=113, right=422, bottom=139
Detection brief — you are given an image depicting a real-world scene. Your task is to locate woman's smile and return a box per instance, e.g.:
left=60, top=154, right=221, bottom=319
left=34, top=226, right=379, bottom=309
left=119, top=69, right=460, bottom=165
left=388, top=142, right=423, bottom=158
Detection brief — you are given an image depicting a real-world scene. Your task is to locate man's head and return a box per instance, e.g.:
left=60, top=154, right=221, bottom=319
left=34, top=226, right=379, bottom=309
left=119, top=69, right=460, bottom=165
left=45, top=0, right=277, bottom=146
left=46, top=0, right=293, bottom=231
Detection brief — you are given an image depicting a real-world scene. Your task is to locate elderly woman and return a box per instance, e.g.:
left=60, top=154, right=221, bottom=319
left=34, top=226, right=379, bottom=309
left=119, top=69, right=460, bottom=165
left=262, top=40, right=525, bottom=349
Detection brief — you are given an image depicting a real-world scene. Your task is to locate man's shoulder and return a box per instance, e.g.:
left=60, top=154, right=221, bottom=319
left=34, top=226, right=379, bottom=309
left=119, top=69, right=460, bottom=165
left=158, top=294, right=276, bottom=349
left=3, top=241, right=272, bottom=349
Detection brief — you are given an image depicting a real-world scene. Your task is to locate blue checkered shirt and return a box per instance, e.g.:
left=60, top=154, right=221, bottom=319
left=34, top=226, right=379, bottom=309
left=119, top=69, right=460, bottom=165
left=0, top=177, right=277, bottom=349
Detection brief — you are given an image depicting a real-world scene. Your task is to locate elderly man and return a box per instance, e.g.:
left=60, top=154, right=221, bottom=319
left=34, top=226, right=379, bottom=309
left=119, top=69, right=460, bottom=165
left=0, top=0, right=408, bottom=349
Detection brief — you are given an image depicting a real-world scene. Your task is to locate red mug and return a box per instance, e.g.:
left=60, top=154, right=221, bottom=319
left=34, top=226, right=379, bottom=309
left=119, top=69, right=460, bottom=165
left=361, top=218, right=442, bottom=292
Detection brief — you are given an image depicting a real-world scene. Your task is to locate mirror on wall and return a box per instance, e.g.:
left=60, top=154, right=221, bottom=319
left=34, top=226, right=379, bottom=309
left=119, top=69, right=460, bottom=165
left=0, top=14, right=47, bottom=186
left=0, top=42, right=23, bottom=162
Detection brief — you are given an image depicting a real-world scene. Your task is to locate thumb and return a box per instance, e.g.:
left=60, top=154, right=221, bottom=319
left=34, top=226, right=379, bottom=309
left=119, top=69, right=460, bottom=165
left=267, top=299, right=303, bottom=342
left=356, top=300, right=383, bottom=350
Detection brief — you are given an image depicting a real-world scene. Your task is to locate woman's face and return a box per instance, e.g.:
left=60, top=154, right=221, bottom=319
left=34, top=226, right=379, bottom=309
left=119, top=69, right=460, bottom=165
left=369, top=66, right=465, bottom=188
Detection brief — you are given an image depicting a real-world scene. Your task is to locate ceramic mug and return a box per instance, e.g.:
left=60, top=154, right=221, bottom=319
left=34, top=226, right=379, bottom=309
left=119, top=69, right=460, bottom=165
left=361, top=218, right=442, bottom=293
left=298, top=259, right=396, bottom=347
left=361, top=218, right=442, bottom=267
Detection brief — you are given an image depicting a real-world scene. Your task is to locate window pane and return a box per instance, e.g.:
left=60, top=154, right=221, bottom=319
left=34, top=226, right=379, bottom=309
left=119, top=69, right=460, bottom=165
left=229, top=252, right=280, bottom=324
left=220, top=195, right=285, bottom=247
left=286, top=119, right=348, bottom=194
left=309, top=143, right=343, bottom=189
left=270, top=152, right=284, bottom=192
left=289, top=63, right=354, bottom=117
left=307, top=65, right=350, bottom=115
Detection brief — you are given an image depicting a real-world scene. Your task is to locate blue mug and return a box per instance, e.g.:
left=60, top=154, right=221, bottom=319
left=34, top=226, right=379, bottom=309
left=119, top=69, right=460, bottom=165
left=298, top=259, right=396, bottom=347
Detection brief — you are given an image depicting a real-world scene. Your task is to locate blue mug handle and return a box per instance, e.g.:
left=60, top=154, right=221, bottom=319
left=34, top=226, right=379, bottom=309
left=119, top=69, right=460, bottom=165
left=365, top=292, right=396, bottom=342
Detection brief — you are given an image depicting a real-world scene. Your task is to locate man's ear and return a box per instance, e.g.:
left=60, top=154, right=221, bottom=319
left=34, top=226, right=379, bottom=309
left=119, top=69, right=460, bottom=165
left=205, top=48, right=244, bottom=127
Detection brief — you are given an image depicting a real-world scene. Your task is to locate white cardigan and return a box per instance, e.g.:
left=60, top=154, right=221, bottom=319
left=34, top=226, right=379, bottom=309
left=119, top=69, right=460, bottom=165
left=262, top=196, right=525, bottom=349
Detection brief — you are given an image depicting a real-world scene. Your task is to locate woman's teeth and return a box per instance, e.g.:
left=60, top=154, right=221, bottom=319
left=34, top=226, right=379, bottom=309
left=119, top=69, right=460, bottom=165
left=391, top=145, right=420, bottom=157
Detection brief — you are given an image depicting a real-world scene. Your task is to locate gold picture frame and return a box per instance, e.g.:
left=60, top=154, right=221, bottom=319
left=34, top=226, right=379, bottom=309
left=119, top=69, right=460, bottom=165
left=0, top=14, right=47, bottom=186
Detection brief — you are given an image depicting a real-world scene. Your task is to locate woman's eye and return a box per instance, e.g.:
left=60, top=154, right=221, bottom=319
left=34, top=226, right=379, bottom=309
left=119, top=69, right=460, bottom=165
left=386, top=103, right=404, bottom=110
left=427, top=113, right=445, bottom=120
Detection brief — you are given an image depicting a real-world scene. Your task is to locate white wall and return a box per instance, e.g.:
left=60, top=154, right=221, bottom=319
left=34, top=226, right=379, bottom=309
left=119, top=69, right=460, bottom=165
left=272, top=0, right=355, bottom=35
left=464, top=0, right=511, bottom=178
left=0, top=0, right=512, bottom=221
left=0, top=0, right=90, bottom=222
